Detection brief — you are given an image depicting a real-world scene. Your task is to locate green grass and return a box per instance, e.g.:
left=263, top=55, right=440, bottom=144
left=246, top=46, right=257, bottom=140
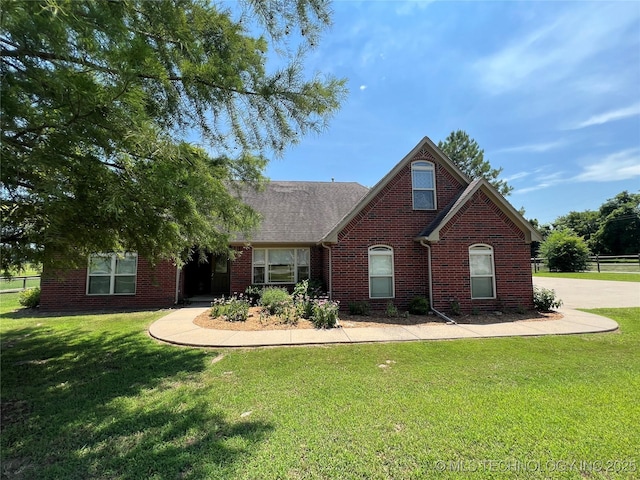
left=533, top=271, right=640, bottom=282
left=1, top=293, right=639, bottom=479
left=1, top=264, right=42, bottom=290
left=0, top=277, right=41, bottom=291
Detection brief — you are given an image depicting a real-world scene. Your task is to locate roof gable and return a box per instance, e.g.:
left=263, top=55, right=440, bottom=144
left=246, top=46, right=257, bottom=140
left=415, top=177, right=543, bottom=243
left=321, top=136, right=471, bottom=242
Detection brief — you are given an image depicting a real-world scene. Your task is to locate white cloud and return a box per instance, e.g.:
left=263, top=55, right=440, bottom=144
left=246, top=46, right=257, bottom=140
left=574, top=149, right=640, bottom=182
left=514, top=148, right=640, bottom=194
left=570, top=103, right=640, bottom=129
left=503, top=171, right=531, bottom=182
left=395, top=0, right=436, bottom=16
left=514, top=171, right=567, bottom=194
left=495, top=140, right=566, bottom=154
left=473, top=4, right=640, bottom=94
left=359, top=85, right=367, bottom=91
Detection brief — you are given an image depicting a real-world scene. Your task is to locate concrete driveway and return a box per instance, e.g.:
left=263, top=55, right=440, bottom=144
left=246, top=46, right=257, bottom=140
left=533, top=276, right=640, bottom=309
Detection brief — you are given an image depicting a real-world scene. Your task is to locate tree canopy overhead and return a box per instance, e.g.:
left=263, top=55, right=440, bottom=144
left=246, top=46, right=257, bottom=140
left=1, top=0, right=346, bottom=273
left=437, top=130, right=513, bottom=197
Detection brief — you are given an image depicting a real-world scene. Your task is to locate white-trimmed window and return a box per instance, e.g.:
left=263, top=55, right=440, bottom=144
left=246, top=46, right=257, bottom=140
left=252, top=248, right=310, bottom=284
left=412, top=161, right=436, bottom=210
left=369, top=246, right=394, bottom=298
left=469, top=244, right=495, bottom=299
left=87, top=253, right=138, bottom=295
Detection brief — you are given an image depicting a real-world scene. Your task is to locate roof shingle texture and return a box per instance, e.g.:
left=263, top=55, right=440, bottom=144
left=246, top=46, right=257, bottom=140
left=236, top=181, right=369, bottom=243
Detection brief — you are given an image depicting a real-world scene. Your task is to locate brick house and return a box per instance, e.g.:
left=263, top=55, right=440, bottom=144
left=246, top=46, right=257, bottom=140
left=40, top=136, right=541, bottom=313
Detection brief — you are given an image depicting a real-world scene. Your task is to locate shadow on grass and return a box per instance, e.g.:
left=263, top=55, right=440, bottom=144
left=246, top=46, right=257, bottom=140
left=1, top=325, right=273, bottom=479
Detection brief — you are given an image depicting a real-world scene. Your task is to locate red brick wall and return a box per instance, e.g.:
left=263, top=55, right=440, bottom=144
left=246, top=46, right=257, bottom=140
left=330, top=152, right=534, bottom=314
left=331, top=150, right=466, bottom=311
left=430, top=189, right=534, bottom=314
left=229, top=245, right=252, bottom=294
left=40, top=257, right=177, bottom=311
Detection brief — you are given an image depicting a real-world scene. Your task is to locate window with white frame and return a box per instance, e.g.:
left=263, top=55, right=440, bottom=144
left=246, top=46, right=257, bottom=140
left=87, top=253, right=137, bottom=295
left=412, top=161, right=436, bottom=210
left=369, top=246, right=394, bottom=298
left=252, top=248, right=309, bottom=284
left=469, top=245, right=495, bottom=299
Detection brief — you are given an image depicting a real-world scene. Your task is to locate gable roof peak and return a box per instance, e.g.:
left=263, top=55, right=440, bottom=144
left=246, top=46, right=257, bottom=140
left=320, top=135, right=471, bottom=243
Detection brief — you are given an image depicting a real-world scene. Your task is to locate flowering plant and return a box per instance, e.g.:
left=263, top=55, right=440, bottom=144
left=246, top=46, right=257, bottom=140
left=210, top=293, right=250, bottom=322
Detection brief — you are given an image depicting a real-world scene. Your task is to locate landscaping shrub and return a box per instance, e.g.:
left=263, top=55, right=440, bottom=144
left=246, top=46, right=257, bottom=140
left=449, top=299, right=461, bottom=316
left=348, top=301, right=370, bottom=316
left=18, top=287, right=40, bottom=308
left=311, top=298, right=340, bottom=328
left=540, top=229, right=590, bottom=272
left=210, top=294, right=250, bottom=322
left=408, top=296, right=429, bottom=315
left=385, top=301, right=399, bottom=318
left=260, top=287, right=292, bottom=315
left=533, top=286, right=563, bottom=312
left=244, top=285, right=263, bottom=306
left=292, top=280, right=314, bottom=319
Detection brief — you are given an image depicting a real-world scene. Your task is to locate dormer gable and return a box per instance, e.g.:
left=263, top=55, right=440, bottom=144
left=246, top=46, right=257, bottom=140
left=321, top=136, right=471, bottom=243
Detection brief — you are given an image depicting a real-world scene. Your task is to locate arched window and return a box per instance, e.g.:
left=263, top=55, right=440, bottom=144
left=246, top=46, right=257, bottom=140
left=469, top=244, right=495, bottom=299
left=412, top=161, right=436, bottom=210
left=369, top=246, right=394, bottom=298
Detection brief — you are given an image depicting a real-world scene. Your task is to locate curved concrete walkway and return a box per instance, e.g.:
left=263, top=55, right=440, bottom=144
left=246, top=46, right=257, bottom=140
left=149, top=276, right=636, bottom=347
left=149, top=306, right=619, bottom=347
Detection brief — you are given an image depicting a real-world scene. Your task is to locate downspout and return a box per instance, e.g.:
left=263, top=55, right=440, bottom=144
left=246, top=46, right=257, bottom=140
left=321, top=242, right=332, bottom=299
left=419, top=240, right=457, bottom=325
left=175, top=265, right=181, bottom=305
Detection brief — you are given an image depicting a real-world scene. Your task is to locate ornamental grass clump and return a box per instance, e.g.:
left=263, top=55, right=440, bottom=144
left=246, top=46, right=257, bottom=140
left=210, top=294, right=250, bottom=322
left=311, top=298, right=340, bottom=329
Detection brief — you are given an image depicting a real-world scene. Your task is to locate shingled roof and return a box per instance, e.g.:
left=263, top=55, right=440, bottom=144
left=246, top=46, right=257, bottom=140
left=234, top=181, right=369, bottom=244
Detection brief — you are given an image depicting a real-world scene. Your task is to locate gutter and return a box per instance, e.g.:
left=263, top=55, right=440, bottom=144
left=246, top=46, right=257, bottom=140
left=321, top=242, right=332, bottom=299
left=419, top=240, right=457, bottom=325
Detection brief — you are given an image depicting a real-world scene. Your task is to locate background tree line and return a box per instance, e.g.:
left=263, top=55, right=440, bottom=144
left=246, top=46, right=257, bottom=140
left=529, top=191, right=639, bottom=272
left=530, top=190, right=640, bottom=258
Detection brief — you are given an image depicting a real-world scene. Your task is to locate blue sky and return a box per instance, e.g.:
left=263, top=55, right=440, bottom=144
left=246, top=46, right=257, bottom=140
left=262, top=1, right=640, bottom=225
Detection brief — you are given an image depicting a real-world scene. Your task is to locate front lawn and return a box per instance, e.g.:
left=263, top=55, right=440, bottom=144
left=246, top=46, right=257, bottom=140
left=534, top=271, right=640, bottom=282
left=1, top=294, right=638, bottom=479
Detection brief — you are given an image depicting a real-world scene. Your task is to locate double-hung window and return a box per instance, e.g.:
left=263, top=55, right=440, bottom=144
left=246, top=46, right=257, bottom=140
left=469, top=245, right=495, bottom=299
left=412, top=161, right=436, bottom=210
left=369, top=246, right=394, bottom=298
left=87, top=253, right=137, bottom=295
left=252, top=248, right=310, bottom=284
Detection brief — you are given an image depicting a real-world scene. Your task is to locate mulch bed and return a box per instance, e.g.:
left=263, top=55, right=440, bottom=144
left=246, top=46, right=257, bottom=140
left=193, top=306, right=563, bottom=331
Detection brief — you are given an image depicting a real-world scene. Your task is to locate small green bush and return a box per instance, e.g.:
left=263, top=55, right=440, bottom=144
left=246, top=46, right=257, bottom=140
left=540, top=229, right=590, bottom=272
left=385, top=301, right=398, bottom=318
left=450, top=299, right=461, bottom=316
left=19, top=287, right=40, bottom=308
left=408, top=296, right=429, bottom=315
left=292, top=280, right=313, bottom=319
left=533, top=286, right=563, bottom=312
left=210, top=294, right=250, bottom=322
left=260, top=287, right=292, bottom=315
left=311, top=298, right=340, bottom=328
left=348, top=301, right=370, bottom=316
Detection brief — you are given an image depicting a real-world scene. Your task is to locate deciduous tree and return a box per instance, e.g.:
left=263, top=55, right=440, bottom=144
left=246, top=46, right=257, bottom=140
left=591, top=191, right=640, bottom=255
left=1, top=0, right=346, bottom=273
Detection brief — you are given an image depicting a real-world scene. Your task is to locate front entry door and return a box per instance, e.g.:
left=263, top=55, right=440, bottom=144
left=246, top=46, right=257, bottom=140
left=211, top=255, right=230, bottom=296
